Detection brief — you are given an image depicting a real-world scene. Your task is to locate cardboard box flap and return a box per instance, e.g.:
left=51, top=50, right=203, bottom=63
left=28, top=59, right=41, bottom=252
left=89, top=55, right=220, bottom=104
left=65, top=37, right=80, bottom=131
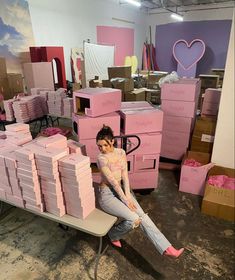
left=204, top=185, right=235, bottom=207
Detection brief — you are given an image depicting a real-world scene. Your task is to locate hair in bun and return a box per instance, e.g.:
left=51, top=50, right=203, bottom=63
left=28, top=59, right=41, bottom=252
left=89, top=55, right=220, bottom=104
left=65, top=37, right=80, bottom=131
left=96, top=125, right=114, bottom=143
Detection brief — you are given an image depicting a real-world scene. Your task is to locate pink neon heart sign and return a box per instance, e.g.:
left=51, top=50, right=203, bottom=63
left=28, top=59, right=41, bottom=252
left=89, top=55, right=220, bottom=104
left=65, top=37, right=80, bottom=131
left=173, top=39, right=206, bottom=70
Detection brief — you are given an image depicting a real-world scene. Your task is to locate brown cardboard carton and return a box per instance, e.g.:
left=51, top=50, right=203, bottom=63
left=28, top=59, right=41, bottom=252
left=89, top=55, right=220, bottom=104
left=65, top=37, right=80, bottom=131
left=111, top=78, right=134, bottom=93
left=72, top=82, right=81, bottom=91
left=190, top=135, right=214, bottom=153
left=125, top=88, right=146, bottom=101
left=199, top=74, right=219, bottom=89
left=102, top=80, right=112, bottom=88
left=0, top=57, right=7, bottom=78
left=193, top=117, right=217, bottom=137
left=108, top=66, right=131, bottom=79
left=0, top=77, right=11, bottom=100
left=201, top=165, right=235, bottom=222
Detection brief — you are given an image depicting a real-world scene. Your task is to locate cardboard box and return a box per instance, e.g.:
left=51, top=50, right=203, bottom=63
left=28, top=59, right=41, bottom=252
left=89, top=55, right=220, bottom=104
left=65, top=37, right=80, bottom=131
left=179, top=151, right=212, bottom=195
left=190, top=135, right=214, bottom=153
left=0, top=57, right=7, bottom=78
left=125, top=88, right=146, bottom=101
left=201, top=165, right=235, bottom=222
left=199, top=74, right=219, bottom=89
left=102, top=80, right=112, bottom=88
left=192, top=117, right=217, bottom=138
left=7, top=73, right=24, bottom=95
left=108, top=66, right=131, bottom=79
left=111, top=78, right=134, bottom=93
left=0, top=77, right=11, bottom=100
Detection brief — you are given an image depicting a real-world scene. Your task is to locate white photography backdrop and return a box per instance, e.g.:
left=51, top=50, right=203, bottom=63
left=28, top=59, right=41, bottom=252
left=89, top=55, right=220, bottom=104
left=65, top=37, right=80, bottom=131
left=84, top=42, right=115, bottom=84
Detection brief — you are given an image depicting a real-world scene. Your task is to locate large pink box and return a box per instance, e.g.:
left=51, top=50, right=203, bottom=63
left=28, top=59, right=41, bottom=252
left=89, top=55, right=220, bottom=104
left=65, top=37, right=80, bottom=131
left=201, top=102, right=220, bottom=116
left=72, top=112, right=120, bottom=140
left=179, top=151, right=213, bottom=196
left=134, top=154, right=160, bottom=172
left=163, top=115, right=193, bottom=133
left=161, top=78, right=201, bottom=102
left=80, top=138, right=99, bottom=162
left=73, top=87, right=121, bottom=117
left=203, top=88, right=221, bottom=104
left=119, top=108, right=163, bottom=134
left=161, top=100, right=197, bottom=118
left=162, top=130, right=190, bottom=150
left=128, top=171, right=159, bottom=189
left=122, top=132, right=162, bottom=155
left=121, top=101, right=153, bottom=110
left=160, top=143, right=187, bottom=160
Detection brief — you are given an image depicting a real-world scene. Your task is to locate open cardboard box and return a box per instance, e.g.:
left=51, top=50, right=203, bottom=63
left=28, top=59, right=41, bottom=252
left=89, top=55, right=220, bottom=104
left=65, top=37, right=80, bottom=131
left=201, top=165, right=235, bottom=222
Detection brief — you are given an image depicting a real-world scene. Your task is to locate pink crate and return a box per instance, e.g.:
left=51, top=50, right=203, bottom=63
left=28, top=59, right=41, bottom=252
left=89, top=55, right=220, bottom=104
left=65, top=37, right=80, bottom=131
left=121, top=101, right=153, bottom=110
left=163, top=115, right=193, bottom=133
left=162, top=130, right=190, bottom=150
left=119, top=108, right=163, bottom=134
left=201, top=101, right=219, bottom=116
left=160, top=143, right=187, bottom=160
left=129, top=170, right=159, bottom=189
left=161, top=78, right=201, bottom=102
left=73, top=88, right=121, bottom=117
left=134, top=154, right=160, bottom=172
left=161, top=100, right=197, bottom=118
left=72, top=112, right=120, bottom=140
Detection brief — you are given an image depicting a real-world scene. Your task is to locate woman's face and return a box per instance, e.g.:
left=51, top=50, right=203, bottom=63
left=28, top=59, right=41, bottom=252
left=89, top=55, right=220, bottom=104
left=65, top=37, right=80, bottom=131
left=97, top=139, right=114, bottom=154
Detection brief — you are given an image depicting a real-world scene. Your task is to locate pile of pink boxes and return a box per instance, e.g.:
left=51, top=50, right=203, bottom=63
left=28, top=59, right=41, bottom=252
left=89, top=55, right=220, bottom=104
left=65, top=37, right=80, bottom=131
left=160, top=78, right=201, bottom=160
left=72, top=87, right=164, bottom=190
left=0, top=124, right=95, bottom=219
left=201, top=88, right=221, bottom=118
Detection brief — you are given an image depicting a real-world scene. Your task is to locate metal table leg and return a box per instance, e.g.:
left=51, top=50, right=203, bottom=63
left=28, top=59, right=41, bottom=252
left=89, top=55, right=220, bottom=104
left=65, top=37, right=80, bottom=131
left=94, top=237, right=109, bottom=280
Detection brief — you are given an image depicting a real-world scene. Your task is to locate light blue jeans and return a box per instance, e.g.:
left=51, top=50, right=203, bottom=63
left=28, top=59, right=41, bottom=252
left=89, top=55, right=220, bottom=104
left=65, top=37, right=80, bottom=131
left=98, top=187, right=171, bottom=255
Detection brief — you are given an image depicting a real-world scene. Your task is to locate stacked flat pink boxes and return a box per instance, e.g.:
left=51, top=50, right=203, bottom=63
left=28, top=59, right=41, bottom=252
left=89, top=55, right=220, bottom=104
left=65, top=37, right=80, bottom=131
left=160, top=78, right=201, bottom=160
left=59, top=154, right=95, bottom=219
left=119, top=101, right=163, bottom=189
left=201, top=88, right=221, bottom=118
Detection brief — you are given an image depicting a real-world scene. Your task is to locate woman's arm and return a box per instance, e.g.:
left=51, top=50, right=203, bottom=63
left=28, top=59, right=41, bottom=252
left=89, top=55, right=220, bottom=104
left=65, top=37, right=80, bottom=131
left=121, top=150, right=131, bottom=198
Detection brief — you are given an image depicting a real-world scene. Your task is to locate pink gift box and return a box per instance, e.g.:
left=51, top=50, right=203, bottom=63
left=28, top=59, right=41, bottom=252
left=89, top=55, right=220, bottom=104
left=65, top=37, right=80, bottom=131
left=161, top=100, right=197, bottom=118
left=60, top=168, right=92, bottom=183
left=179, top=151, right=213, bottom=196
left=119, top=108, right=163, bottom=134
left=128, top=171, right=159, bottom=189
left=5, top=123, right=30, bottom=132
left=73, top=87, right=121, bottom=117
left=35, top=159, right=58, bottom=169
left=58, top=153, right=90, bottom=170
left=61, top=176, right=93, bottom=190
left=36, top=134, right=67, bottom=149
left=45, top=205, right=66, bottom=217
left=0, top=188, right=6, bottom=199
left=5, top=193, right=25, bottom=208
left=163, top=115, right=193, bottom=133
left=121, top=101, right=153, bottom=110
left=160, top=144, right=187, bottom=160
left=123, top=132, right=162, bottom=155
left=66, top=203, right=95, bottom=219
left=80, top=138, right=99, bottom=162
left=25, top=202, right=45, bottom=213
left=134, top=154, right=160, bottom=172
left=201, top=101, right=220, bottom=116
left=72, top=112, right=120, bottom=140
left=161, top=78, right=201, bottom=102
left=63, top=184, right=94, bottom=198
left=203, top=88, right=221, bottom=104
left=59, top=164, right=90, bottom=176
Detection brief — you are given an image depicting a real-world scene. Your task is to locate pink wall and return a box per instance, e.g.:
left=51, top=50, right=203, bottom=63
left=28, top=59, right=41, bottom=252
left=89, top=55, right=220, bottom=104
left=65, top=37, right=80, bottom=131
left=96, top=26, right=134, bottom=66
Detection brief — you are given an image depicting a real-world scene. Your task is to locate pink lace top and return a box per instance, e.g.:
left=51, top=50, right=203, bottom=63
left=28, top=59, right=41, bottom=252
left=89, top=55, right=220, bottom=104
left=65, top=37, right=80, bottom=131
left=97, top=148, right=131, bottom=202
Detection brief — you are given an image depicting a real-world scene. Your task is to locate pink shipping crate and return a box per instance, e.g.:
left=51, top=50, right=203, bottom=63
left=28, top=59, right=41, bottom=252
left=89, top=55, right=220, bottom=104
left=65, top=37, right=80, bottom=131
left=134, top=154, right=160, bottom=172
left=162, top=130, right=190, bottom=150
left=163, top=115, right=193, bottom=133
left=121, top=101, right=153, bottom=110
left=73, top=87, right=121, bottom=117
left=129, top=171, right=159, bottom=190
left=201, top=102, right=220, bottom=116
left=119, top=108, right=163, bottom=134
left=161, top=78, right=201, bottom=102
left=203, top=88, right=221, bottom=104
left=160, top=143, right=187, bottom=160
left=161, top=100, right=197, bottom=118
left=72, top=112, right=120, bottom=140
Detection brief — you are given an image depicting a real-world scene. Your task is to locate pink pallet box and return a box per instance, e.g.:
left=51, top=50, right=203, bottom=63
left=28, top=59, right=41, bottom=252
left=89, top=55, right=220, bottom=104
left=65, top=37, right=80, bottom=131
left=162, top=130, right=190, bottom=150
left=179, top=151, right=213, bottom=196
left=73, top=87, right=121, bottom=117
left=129, top=171, right=159, bottom=189
left=161, top=78, right=201, bottom=102
left=121, top=132, right=162, bottom=155
left=134, top=154, right=160, bottom=173
left=201, top=102, right=220, bottom=116
left=161, top=100, right=197, bottom=118
left=72, top=112, right=120, bottom=140
left=119, top=108, right=163, bottom=134
left=163, top=115, right=193, bottom=133
left=203, top=88, right=221, bottom=104
left=121, top=101, right=153, bottom=110
left=160, top=144, right=187, bottom=161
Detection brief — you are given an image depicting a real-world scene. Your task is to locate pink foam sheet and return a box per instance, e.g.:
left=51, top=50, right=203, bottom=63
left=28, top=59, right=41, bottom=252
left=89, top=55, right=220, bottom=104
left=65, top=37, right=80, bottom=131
left=97, top=26, right=134, bottom=66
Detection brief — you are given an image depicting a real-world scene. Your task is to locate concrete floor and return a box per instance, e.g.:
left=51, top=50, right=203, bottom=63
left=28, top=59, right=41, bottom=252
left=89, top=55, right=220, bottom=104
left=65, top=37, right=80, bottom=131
left=0, top=169, right=234, bottom=280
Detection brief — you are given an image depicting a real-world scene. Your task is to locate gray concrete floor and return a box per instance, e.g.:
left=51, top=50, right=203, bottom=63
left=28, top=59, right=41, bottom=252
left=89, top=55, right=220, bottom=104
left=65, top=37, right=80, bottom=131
left=0, top=169, right=234, bottom=280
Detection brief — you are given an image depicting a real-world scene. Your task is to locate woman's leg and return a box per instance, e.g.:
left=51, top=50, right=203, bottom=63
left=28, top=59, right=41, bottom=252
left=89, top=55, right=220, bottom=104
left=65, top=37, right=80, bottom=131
left=98, top=187, right=141, bottom=241
left=130, top=194, right=171, bottom=255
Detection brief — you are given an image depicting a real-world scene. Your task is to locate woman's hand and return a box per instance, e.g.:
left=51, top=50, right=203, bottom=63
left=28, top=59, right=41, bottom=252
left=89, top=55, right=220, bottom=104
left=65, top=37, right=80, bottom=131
left=125, top=197, right=137, bottom=212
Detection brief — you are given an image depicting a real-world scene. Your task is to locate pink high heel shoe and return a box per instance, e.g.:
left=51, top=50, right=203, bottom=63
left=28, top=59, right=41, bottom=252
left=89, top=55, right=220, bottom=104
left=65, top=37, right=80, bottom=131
left=111, top=240, right=122, bottom=248
left=164, top=246, right=184, bottom=258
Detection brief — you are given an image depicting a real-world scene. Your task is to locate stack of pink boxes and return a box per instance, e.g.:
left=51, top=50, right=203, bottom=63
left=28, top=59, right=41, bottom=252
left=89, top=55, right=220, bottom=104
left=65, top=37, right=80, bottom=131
left=72, top=88, right=122, bottom=163
left=119, top=102, right=163, bottom=189
left=59, top=154, right=95, bottom=218
left=201, top=88, right=221, bottom=118
left=5, top=123, right=32, bottom=146
left=160, top=78, right=201, bottom=160
left=3, top=99, right=16, bottom=121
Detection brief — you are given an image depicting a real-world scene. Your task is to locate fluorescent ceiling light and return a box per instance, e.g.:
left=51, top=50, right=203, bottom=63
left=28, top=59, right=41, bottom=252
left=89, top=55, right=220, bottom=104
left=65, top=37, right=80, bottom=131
left=125, top=0, right=141, bottom=7
left=171, top=13, right=184, bottom=21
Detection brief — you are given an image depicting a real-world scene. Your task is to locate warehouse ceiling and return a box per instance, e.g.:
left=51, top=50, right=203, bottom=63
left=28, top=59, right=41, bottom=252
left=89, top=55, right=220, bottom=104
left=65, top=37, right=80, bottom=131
left=139, top=0, right=235, bottom=12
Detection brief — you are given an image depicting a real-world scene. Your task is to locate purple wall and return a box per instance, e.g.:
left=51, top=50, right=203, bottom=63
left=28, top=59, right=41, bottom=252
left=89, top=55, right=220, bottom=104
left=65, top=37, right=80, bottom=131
left=155, top=20, right=232, bottom=75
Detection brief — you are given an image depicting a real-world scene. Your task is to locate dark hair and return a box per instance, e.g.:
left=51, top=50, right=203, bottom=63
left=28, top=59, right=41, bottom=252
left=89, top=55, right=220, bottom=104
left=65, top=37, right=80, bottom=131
left=96, top=125, right=114, bottom=143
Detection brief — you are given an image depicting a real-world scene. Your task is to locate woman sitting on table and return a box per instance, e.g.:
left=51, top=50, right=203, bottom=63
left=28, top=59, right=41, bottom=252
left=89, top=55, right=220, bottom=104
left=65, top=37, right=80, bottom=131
left=96, top=125, right=184, bottom=258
